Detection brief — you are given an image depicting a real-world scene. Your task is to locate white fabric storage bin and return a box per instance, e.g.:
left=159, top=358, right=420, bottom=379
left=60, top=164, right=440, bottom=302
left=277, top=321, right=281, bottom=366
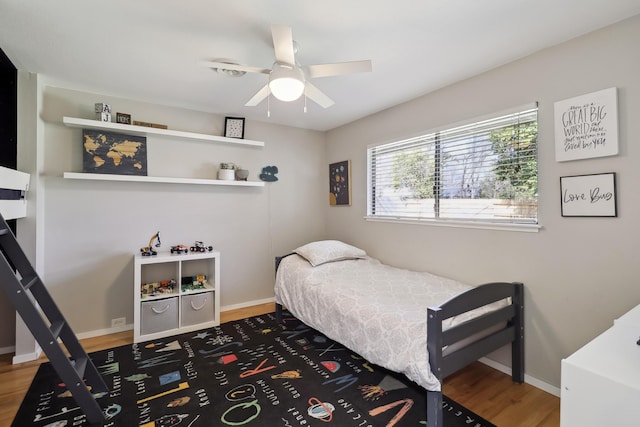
left=141, top=297, right=179, bottom=335
left=181, top=292, right=214, bottom=326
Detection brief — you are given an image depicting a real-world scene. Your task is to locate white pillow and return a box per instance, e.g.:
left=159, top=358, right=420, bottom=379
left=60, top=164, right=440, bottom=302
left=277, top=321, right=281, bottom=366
left=294, top=240, right=366, bottom=267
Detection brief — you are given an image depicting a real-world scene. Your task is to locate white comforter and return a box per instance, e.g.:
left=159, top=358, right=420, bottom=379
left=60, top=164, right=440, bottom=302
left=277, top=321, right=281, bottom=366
left=275, top=254, right=504, bottom=392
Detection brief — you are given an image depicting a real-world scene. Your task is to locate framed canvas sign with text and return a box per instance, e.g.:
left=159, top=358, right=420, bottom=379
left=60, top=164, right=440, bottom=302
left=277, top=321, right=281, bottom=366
left=560, top=172, right=617, bottom=217
left=554, top=87, right=618, bottom=162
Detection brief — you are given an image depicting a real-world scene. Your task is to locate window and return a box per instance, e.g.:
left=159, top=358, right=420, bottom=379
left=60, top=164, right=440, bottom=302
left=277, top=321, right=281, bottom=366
left=367, top=105, right=538, bottom=226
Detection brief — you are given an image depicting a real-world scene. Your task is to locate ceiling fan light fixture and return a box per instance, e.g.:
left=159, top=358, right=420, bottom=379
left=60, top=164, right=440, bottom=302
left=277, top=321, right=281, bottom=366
left=268, top=62, right=305, bottom=102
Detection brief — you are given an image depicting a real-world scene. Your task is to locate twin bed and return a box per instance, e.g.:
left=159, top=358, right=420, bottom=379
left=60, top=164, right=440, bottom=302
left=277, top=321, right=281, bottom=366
left=274, top=240, right=524, bottom=426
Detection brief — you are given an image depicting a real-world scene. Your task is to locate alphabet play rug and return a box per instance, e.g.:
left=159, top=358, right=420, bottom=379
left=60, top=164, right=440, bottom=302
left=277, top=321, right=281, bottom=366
left=13, top=312, right=495, bottom=426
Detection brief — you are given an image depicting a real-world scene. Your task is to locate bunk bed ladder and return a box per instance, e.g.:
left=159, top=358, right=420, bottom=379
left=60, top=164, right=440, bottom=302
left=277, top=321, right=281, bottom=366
left=0, top=213, right=107, bottom=424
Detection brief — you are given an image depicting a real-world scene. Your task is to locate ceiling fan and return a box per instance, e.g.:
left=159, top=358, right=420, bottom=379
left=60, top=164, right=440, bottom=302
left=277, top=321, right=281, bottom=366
left=202, top=24, right=372, bottom=109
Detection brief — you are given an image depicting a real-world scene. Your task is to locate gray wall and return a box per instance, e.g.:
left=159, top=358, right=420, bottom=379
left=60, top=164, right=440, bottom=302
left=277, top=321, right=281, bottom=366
left=325, top=14, right=640, bottom=389
left=2, top=85, right=327, bottom=343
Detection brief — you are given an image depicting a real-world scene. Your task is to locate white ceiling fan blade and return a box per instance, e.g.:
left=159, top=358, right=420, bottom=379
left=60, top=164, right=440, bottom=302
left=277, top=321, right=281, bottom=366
left=245, top=85, right=270, bottom=106
left=305, top=60, right=372, bottom=78
left=271, top=24, right=295, bottom=66
left=304, top=82, right=334, bottom=108
left=201, top=61, right=270, bottom=75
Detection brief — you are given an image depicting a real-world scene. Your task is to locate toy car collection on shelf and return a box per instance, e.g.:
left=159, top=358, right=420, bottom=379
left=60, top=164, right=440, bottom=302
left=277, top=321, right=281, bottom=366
left=171, top=242, right=214, bottom=254
left=140, top=274, right=209, bottom=299
left=141, top=231, right=214, bottom=256
left=140, top=279, right=176, bottom=298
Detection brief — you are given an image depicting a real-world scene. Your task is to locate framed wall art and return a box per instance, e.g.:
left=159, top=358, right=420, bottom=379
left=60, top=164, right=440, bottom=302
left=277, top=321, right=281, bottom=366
left=329, top=160, right=351, bottom=206
left=116, top=112, right=131, bottom=125
left=560, top=172, right=617, bottom=217
left=82, top=130, right=147, bottom=176
left=554, top=87, right=618, bottom=162
left=224, top=117, right=245, bottom=139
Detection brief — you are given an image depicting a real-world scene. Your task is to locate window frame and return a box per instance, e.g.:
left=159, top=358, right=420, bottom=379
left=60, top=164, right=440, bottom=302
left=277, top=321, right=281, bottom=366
left=365, top=103, right=541, bottom=233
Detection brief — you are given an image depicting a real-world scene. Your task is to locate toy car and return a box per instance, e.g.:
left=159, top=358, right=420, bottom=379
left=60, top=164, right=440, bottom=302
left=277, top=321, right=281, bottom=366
left=190, top=241, right=213, bottom=252
left=170, top=244, right=189, bottom=254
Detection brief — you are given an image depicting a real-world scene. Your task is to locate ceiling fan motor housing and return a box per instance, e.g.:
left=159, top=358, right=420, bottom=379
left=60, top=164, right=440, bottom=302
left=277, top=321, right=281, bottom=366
left=268, top=62, right=306, bottom=101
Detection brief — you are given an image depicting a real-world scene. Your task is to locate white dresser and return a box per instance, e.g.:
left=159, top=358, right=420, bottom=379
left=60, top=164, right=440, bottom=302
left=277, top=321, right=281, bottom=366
left=560, top=305, right=640, bottom=426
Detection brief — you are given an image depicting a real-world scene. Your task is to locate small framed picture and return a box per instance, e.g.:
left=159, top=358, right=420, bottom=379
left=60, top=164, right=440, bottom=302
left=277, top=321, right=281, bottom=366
left=224, top=117, right=245, bottom=139
left=329, top=160, right=351, bottom=206
left=560, top=172, right=617, bottom=217
left=116, top=112, right=131, bottom=125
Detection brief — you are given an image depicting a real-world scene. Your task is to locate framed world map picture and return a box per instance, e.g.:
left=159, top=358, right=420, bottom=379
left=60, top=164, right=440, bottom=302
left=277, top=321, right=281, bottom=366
left=82, top=130, right=147, bottom=176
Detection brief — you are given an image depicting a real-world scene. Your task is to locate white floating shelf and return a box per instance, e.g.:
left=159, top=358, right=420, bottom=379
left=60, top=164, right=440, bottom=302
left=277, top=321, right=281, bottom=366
left=62, top=116, right=265, bottom=147
left=63, top=172, right=265, bottom=187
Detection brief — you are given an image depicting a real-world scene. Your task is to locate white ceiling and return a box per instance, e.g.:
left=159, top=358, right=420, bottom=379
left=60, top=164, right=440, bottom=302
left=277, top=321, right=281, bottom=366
left=1, top=1, right=639, bottom=131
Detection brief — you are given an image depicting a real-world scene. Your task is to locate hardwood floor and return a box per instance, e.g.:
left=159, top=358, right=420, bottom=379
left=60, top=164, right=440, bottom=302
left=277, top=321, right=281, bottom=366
left=0, top=302, right=559, bottom=426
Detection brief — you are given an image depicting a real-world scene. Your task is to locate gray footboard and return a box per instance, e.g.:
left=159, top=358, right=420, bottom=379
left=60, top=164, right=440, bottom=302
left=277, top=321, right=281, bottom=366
left=426, top=282, right=525, bottom=426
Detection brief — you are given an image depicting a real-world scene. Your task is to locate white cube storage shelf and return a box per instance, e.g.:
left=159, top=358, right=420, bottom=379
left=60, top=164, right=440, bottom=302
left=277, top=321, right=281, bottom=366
left=134, top=251, right=220, bottom=342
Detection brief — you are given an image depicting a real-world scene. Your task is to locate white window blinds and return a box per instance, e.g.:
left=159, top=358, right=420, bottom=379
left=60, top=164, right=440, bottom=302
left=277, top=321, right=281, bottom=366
left=367, top=105, right=538, bottom=224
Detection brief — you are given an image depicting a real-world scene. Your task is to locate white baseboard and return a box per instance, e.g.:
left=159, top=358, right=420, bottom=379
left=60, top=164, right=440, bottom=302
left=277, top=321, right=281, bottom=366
left=12, top=349, right=41, bottom=364
left=0, top=345, right=15, bottom=356
left=221, top=297, right=275, bottom=313
left=479, top=356, right=560, bottom=397
left=76, top=323, right=134, bottom=341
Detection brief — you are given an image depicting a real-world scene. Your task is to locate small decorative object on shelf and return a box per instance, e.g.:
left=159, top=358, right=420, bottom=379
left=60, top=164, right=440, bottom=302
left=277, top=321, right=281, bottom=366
left=140, top=231, right=161, bottom=256
left=133, top=120, right=168, bottom=129
left=116, top=112, right=131, bottom=125
left=235, top=168, right=249, bottom=181
left=95, top=103, right=111, bottom=122
left=224, top=116, right=245, bottom=139
left=190, top=241, right=214, bottom=252
left=259, top=165, right=279, bottom=182
left=218, top=162, right=236, bottom=181
left=170, top=244, right=189, bottom=254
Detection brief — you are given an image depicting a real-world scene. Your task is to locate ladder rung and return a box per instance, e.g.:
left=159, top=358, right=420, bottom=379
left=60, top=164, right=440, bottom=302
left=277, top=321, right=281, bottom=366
left=22, top=275, right=39, bottom=291
left=49, top=320, right=66, bottom=340
left=74, top=357, right=88, bottom=379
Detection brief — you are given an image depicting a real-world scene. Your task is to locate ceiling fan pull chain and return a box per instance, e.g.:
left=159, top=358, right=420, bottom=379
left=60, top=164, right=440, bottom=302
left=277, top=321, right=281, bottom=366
left=304, top=88, right=308, bottom=113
